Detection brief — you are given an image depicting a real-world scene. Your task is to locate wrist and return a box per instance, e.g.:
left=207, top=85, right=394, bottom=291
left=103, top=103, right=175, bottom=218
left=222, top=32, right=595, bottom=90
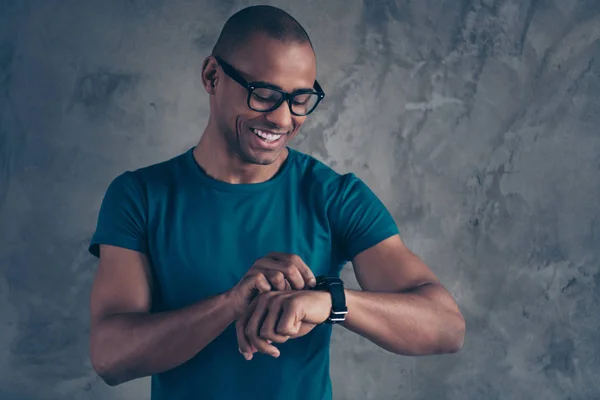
left=315, top=290, right=333, bottom=318
left=221, top=289, right=245, bottom=320
left=341, top=289, right=354, bottom=322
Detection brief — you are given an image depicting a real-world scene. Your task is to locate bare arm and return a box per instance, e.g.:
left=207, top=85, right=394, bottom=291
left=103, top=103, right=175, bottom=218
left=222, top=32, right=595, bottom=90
left=89, top=244, right=239, bottom=386
left=342, top=235, right=466, bottom=356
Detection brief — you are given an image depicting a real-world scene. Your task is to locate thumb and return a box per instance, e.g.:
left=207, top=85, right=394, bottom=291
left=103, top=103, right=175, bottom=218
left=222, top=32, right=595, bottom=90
left=245, top=274, right=271, bottom=305
left=254, top=273, right=272, bottom=293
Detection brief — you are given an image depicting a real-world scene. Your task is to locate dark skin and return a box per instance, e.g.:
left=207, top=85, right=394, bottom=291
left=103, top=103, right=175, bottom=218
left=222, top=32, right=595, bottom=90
left=193, top=32, right=316, bottom=183
left=88, top=34, right=321, bottom=386
left=212, top=36, right=465, bottom=359
left=89, top=32, right=465, bottom=386
left=237, top=235, right=466, bottom=359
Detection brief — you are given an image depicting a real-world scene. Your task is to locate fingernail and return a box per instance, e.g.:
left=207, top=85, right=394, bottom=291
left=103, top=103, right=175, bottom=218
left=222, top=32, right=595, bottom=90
left=243, top=352, right=252, bottom=360
left=309, top=278, right=316, bottom=286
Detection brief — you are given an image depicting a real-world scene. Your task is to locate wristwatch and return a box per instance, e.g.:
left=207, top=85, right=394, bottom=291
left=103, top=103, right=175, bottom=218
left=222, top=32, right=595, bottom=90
left=312, top=276, right=348, bottom=324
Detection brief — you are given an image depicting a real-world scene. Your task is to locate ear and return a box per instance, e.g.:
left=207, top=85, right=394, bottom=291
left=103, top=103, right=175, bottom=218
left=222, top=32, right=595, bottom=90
left=201, top=56, right=219, bottom=95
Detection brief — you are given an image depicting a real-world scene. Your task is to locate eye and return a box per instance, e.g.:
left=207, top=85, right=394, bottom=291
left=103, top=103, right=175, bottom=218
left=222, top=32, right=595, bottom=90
left=292, top=94, right=311, bottom=105
left=253, top=93, right=270, bottom=101
left=252, top=88, right=280, bottom=103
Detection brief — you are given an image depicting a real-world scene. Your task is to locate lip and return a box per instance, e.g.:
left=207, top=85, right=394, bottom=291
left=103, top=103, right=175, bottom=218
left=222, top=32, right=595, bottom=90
left=247, top=127, right=286, bottom=150
left=251, top=127, right=287, bottom=136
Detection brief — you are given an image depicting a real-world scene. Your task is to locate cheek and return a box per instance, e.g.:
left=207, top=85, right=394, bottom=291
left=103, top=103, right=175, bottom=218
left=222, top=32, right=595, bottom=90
left=289, top=117, right=306, bottom=136
left=216, top=101, right=246, bottom=134
left=216, top=86, right=248, bottom=120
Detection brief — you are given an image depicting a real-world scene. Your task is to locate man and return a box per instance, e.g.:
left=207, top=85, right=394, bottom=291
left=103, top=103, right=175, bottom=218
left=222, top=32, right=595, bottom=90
left=88, top=5, right=465, bottom=400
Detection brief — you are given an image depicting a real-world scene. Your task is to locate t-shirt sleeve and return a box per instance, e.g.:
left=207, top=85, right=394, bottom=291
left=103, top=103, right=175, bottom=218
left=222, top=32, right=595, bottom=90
left=330, top=173, right=400, bottom=263
left=88, top=171, right=148, bottom=258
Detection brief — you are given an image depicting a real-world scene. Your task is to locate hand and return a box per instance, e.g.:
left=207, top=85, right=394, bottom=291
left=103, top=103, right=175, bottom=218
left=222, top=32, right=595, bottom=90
left=226, top=253, right=317, bottom=317
left=236, top=290, right=332, bottom=360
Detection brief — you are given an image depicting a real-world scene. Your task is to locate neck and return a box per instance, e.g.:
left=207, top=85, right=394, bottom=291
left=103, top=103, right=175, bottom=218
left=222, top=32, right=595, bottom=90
left=193, top=122, right=288, bottom=184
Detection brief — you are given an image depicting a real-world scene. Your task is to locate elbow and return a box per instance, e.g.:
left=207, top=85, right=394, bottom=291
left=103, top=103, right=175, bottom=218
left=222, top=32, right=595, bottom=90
left=90, top=341, right=129, bottom=387
left=101, top=374, right=124, bottom=387
left=407, top=312, right=465, bottom=356
left=379, top=313, right=466, bottom=357
left=91, top=353, right=124, bottom=387
left=89, top=321, right=137, bottom=387
left=100, top=375, right=122, bottom=387
left=442, top=312, right=466, bottom=354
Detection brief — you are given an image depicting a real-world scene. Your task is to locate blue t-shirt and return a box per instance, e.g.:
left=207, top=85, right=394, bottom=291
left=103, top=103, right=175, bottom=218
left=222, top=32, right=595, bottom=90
left=89, top=146, right=399, bottom=400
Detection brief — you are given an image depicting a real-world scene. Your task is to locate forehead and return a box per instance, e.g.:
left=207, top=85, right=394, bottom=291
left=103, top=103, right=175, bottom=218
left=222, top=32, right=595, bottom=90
left=231, top=34, right=317, bottom=91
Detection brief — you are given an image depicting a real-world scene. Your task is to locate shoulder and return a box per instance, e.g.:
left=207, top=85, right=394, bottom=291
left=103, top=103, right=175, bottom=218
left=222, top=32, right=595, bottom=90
left=119, top=149, right=190, bottom=191
left=99, top=150, right=190, bottom=210
left=286, top=148, right=388, bottom=214
left=287, top=147, right=357, bottom=193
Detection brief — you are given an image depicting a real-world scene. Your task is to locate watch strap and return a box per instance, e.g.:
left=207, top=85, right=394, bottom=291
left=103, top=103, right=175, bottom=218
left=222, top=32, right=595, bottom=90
left=314, top=276, right=348, bottom=324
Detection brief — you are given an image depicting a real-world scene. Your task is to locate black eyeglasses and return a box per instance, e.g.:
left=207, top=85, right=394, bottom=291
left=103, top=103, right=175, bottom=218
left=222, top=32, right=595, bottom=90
left=213, top=55, right=325, bottom=116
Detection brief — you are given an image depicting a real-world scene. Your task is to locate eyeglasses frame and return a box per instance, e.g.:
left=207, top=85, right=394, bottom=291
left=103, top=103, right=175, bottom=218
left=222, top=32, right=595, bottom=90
left=213, top=55, right=325, bottom=116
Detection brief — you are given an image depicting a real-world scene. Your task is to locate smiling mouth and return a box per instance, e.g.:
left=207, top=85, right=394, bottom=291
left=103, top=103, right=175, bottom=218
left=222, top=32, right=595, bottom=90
left=250, top=128, right=286, bottom=143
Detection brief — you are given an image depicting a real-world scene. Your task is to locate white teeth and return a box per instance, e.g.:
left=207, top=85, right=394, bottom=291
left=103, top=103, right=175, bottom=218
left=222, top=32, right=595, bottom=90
left=252, top=128, right=282, bottom=142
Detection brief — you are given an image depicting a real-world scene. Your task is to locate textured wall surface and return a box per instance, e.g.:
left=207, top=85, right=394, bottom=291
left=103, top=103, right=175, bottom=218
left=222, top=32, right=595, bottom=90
left=1, top=0, right=600, bottom=399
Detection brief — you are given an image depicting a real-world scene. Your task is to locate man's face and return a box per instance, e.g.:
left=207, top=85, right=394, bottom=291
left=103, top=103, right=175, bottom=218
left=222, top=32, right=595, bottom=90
left=211, top=34, right=318, bottom=166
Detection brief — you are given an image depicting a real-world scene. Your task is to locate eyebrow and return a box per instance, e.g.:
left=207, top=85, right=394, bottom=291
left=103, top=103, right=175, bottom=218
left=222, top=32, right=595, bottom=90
left=251, top=80, right=316, bottom=93
left=218, top=57, right=316, bottom=93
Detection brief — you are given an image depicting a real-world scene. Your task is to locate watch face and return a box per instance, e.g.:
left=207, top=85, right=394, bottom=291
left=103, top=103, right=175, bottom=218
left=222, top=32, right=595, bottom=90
left=317, top=276, right=343, bottom=285
left=314, top=276, right=344, bottom=292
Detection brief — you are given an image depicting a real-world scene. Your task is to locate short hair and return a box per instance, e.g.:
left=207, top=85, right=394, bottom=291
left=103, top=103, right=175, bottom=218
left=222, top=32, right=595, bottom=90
left=212, top=5, right=313, bottom=59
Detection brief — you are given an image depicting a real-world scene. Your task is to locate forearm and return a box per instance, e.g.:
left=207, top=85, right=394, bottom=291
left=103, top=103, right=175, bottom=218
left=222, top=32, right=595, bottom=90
left=342, top=284, right=465, bottom=356
left=90, top=291, right=238, bottom=386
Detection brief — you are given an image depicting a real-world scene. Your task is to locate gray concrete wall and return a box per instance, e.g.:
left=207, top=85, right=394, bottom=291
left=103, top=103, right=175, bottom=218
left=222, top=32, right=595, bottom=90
left=1, top=0, right=599, bottom=399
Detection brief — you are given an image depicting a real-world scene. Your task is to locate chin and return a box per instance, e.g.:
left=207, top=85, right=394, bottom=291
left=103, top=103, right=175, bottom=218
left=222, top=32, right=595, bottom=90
left=240, top=148, right=283, bottom=166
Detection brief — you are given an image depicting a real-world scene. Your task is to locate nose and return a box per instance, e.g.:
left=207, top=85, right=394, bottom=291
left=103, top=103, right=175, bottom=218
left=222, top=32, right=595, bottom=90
left=264, top=100, right=294, bottom=130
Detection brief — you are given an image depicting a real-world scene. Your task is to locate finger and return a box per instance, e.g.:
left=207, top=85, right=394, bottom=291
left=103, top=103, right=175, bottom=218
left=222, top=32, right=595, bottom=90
left=259, top=299, right=290, bottom=344
left=259, top=270, right=286, bottom=291
left=245, top=273, right=272, bottom=305
left=254, top=257, right=305, bottom=290
left=242, top=298, right=260, bottom=354
left=246, top=297, right=279, bottom=356
left=245, top=296, right=280, bottom=358
left=269, top=253, right=316, bottom=288
left=236, top=300, right=258, bottom=359
left=236, top=318, right=253, bottom=360
left=276, top=297, right=303, bottom=337
left=253, top=273, right=272, bottom=294
left=293, top=322, right=317, bottom=338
